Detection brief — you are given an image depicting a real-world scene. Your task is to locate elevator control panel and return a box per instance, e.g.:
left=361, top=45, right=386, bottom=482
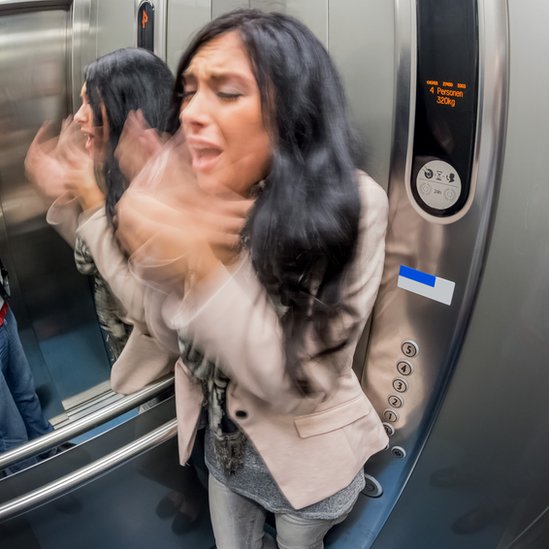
left=360, top=0, right=487, bottom=527
left=410, top=0, right=479, bottom=218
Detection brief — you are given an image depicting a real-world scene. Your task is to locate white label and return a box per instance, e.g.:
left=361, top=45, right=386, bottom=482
left=416, top=160, right=461, bottom=210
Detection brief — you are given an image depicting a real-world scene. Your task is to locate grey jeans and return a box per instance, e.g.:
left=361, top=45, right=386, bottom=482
left=208, top=474, right=350, bottom=549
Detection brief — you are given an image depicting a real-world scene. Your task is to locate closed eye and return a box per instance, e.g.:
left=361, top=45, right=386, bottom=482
left=217, top=91, right=242, bottom=101
left=181, top=90, right=196, bottom=103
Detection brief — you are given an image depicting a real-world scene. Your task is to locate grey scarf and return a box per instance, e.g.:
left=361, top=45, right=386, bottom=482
left=178, top=334, right=247, bottom=475
left=74, top=235, right=132, bottom=363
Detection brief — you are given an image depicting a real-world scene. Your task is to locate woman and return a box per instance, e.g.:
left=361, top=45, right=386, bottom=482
left=25, top=47, right=180, bottom=390
left=117, top=10, right=389, bottom=549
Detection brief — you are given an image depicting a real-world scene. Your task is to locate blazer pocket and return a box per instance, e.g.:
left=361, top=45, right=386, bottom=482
left=294, top=395, right=372, bottom=438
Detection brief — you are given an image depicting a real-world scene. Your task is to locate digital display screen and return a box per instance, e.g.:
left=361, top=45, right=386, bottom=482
left=425, top=79, right=468, bottom=109
left=411, top=0, right=479, bottom=216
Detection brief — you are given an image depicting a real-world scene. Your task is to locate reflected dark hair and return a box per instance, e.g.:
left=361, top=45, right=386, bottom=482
left=84, top=47, right=176, bottom=227
left=174, top=10, right=362, bottom=392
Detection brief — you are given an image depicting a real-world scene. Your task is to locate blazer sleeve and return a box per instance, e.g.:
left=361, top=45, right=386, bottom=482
left=76, top=208, right=180, bottom=355
left=46, top=193, right=83, bottom=248
left=76, top=208, right=148, bottom=323
left=166, top=174, right=388, bottom=415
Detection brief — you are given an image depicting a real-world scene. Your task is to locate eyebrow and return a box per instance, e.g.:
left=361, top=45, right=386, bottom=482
left=182, top=70, right=252, bottom=89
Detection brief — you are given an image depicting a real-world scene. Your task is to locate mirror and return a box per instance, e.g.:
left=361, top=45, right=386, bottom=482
left=0, top=7, right=114, bottom=473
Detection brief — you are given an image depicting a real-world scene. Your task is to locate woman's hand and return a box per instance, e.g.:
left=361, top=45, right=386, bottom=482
left=25, top=118, right=105, bottom=211
left=115, top=137, right=253, bottom=291
left=60, top=134, right=105, bottom=211
left=115, top=110, right=165, bottom=181
left=25, top=121, right=72, bottom=200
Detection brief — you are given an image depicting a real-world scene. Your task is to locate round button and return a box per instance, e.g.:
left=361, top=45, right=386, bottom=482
left=444, top=189, right=456, bottom=200
left=388, top=395, right=403, bottom=408
left=235, top=410, right=248, bottom=418
left=363, top=474, right=383, bottom=498
left=401, top=340, right=419, bottom=357
left=383, top=422, right=395, bottom=437
left=397, top=360, right=413, bottom=376
left=383, top=409, right=399, bottom=423
left=392, top=378, right=408, bottom=393
left=415, top=159, right=461, bottom=210
left=391, top=446, right=407, bottom=459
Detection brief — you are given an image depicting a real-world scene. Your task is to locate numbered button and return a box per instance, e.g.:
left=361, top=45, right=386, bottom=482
left=383, top=422, right=395, bottom=437
left=363, top=474, right=383, bottom=498
left=392, top=378, right=408, bottom=393
left=388, top=395, right=403, bottom=408
left=397, top=360, right=413, bottom=376
left=391, top=446, right=407, bottom=459
left=401, top=340, right=419, bottom=357
left=383, top=409, right=399, bottom=423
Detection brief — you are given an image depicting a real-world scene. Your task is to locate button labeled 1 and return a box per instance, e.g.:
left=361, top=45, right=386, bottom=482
left=383, top=409, right=399, bottom=423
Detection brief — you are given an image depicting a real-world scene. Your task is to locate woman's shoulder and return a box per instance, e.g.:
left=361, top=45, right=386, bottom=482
left=355, top=170, right=389, bottom=232
left=355, top=170, right=388, bottom=208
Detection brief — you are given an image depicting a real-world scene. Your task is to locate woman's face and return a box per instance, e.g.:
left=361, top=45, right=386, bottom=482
left=74, top=83, right=108, bottom=159
left=179, top=31, right=272, bottom=196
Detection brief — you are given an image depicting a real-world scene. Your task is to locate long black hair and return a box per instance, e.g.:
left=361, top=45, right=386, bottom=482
left=174, top=10, right=363, bottom=392
left=84, top=47, right=176, bottom=227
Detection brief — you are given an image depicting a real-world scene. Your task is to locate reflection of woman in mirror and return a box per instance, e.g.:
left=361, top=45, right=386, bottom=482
left=25, top=48, right=180, bottom=392
left=115, top=10, right=389, bottom=547
left=25, top=48, right=205, bottom=532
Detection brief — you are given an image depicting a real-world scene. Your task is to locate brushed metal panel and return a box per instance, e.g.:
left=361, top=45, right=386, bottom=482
left=165, top=0, right=210, bottom=74
left=95, top=0, right=135, bottom=57
left=328, top=0, right=395, bottom=189
left=212, top=0, right=248, bottom=18
left=249, top=0, right=327, bottom=46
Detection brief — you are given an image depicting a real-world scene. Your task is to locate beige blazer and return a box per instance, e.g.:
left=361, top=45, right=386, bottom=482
left=164, top=172, right=389, bottom=510
left=47, top=197, right=179, bottom=394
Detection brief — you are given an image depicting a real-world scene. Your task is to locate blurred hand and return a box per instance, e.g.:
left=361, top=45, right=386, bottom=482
left=59, top=127, right=104, bottom=211
left=116, top=136, right=253, bottom=291
left=25, top=118, right=104, bottom=210
left=25, top=120, right=72, bottom=200
left=115, top=110, right=165, bottom=181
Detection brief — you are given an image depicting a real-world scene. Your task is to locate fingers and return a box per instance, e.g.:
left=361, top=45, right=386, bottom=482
left=116, top=110, right=165, bottom=180
left=27, top=122, right=58, bottom=157
left=60, top=115, right=73, bottom=132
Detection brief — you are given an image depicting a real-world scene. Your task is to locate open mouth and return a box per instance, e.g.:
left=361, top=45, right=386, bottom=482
left=190, top=147, right=222, bottom=172
left=82, top=131, right=95, bottom=154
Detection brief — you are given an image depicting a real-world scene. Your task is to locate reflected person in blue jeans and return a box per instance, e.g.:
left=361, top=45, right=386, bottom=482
left=0, top=266, right=53, bottom=474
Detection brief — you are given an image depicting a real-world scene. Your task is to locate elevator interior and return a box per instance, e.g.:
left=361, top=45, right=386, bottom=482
left=0, top=1, right=548, bottom=548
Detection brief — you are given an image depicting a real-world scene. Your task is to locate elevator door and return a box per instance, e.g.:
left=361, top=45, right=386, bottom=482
left=0, top=4, right=110, bottom=429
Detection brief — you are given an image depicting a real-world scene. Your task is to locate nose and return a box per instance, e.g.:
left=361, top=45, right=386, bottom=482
left=74, top=103, right=88, bottom=125
left=179, top=91, right=211, bottom=132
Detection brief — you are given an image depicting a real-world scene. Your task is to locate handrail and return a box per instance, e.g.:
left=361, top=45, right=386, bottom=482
left=0, top=376, right=174, bottom=471
left=0, top=418, right=178, bottom=521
